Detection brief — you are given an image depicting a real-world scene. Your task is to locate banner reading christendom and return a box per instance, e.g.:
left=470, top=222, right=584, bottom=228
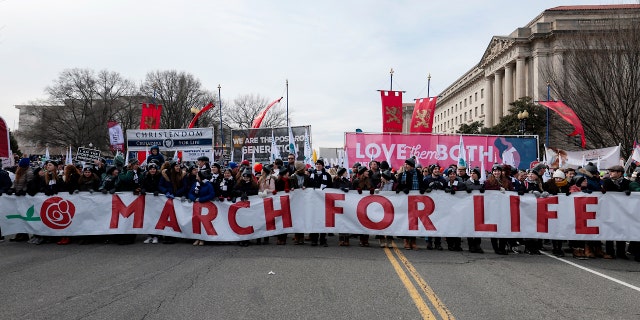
left=1, top=191, right=639, bottom=241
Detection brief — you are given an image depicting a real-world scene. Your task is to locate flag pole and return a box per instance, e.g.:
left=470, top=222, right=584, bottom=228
left=427, top=73, right=431, bottom=98
left=390, top=68, right=394, bottom=91
left=286, top=79, right=289, bottom=128
left=546, top=81, right=550, bottom=148
left=218, top=84, right=224, bottom=154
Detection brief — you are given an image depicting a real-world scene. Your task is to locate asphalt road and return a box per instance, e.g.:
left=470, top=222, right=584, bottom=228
left=1, top=236, right=639, bottom=320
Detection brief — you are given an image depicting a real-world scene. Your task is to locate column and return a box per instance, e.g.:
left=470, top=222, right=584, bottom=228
left=493, top=71, right=503, bottom=126
left=484, top=76, right=494, bottom=127
left=504, top=64, right=513, bottom=116
left=515, top=57, right=525, bottom=100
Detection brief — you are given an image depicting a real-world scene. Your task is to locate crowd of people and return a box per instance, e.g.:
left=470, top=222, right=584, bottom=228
left=0, top=145, right=639, bottom=263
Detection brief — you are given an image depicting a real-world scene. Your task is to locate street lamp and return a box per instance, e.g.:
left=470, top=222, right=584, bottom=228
left=190, top=107, right=201, bottom=128
left=517, top=110, right=529, bottom=135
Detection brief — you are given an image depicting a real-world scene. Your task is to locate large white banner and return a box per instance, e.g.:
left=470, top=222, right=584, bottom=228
left=545, top=145, right=620, bottom=170
left=126, top=128, right=214, bottom=152
left=1, top=190, right=639, bottom=241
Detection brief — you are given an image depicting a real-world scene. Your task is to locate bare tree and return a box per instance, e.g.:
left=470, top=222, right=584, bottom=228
left=542, top=13, right=640, bottom=157
left=31, top=68, right=137, bottom=151
left=140, top=70, right=215, bottom=129
left=223, top=94, right=287, bottom=129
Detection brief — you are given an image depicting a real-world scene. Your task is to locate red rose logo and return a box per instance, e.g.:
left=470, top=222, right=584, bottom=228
left=40, top=197, right=76, bottom=229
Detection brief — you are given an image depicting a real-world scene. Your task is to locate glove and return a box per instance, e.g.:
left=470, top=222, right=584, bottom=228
left=258, top=191, right=267, bottom=198
left=396, top=189, right=401, bottom=194
left=240, top=192, right=248, bottom=201
left=341, top=187, right=349, bottom=193
left=533, top=191, right=541, bottom=198
left=109, top=189, right=116, bottom=194
left=187, top=198, right=193, bottom=203
left=625, top=190, right=631, bottom=196
left=426, top=188, right=432, bottom=193
left=419, top=189, right=426, bottom=194
left=549, top=191, right=558, bottom=196
left=357, top=188, right=362, bottom=194
left=374, top=189, right=380, bottom=194
left=466, top=189, right=472, bottom=194
left=582, top=188, right=592, bottom=194
left=101, top=189, right=108, bottom=194
left=445, top=188, right=452, bottom=194
left=165, top=192, right=174, bottom=199
left=541, top=191, right=549, bottom=198
left=499, top=187, right=505, bottom=193
left=565, top=191, right=571, bottom=196
left=195, top=198, right=200, bottom=202
left=231, top=197, right=237, bottom=203
left=272, top=190, right=278, bottom=195
left=479, top=187, right=485, bottom=194
left=369, top=188, right=375, bottom=195
left=285, top=188, right=290, bottom=193
left=403, top=188, right=410, bottom=194
left=153, top=191, right=159, bottom=196
left=601, top=189, right=606, bottom=194
left=450, top=189, right=456, bottom=195
left=180, top=196, right=187, bottom=202
left=218, top=196, right=225, bottom=202
left=517, top=189, right=525, bottom=196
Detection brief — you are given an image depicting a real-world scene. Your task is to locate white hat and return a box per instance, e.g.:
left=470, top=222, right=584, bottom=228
left=553, top=170, right=566, bottom=179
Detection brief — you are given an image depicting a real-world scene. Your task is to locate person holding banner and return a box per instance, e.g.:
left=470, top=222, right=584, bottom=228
left=485, top=164, right=514, bottom=255
left=352, top=166, right=374, bottom=247
left=443, top=168, right=466, bottom=252
left=218, top=168, right=236, bottom=202
left=309, top=159, right=332, bottom=247
left=41, top=160, right=63, bottom=196
left=333, top=166, right=352, bottom=246
left=464, top=168, right=485, bottom=253
left=602, top=165, right=631, bottom=260
left=235, top=169, right=259, bottom=247
left=274, top=169, right=291, bottom=245
left=423, top=164, right=446, bottom=250
left=10, top=158, right=33, bottom=197
left=290, top=161, right=310, bottom=245
left=543, top=170, right=571, bottom=257
left=396, top=158, right=424, bottom=250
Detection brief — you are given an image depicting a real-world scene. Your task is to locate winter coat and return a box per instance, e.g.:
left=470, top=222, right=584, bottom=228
left=77, top=173, right=101, bottom=192
left=158, top=169, right=187, bottom=197
left=0, top=169, right=11, bottom=193
left=396, top=169, right=424, bottom=192
left=188, top=180, right=215, bottom=202
left=141, top=171, right=161, bottom=193
left=464, top=178, right=484, bottom=191
left=62, top=172, right=81, bottom=193
left=234, top=179, right=258, bottom=197
left=11, top=168, right=33, bottom=193
left=118, top=167, right=143, bottom=192
left=424, top=175, right=447, bottom=190
left=218, top=177, right=236, bottom=198
left=290, top=172, right=311, bottom=189
left=310, top=169, right=333, bottom=189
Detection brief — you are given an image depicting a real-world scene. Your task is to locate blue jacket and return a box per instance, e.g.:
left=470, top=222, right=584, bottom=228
left=188, top=180, right=215, bottom=202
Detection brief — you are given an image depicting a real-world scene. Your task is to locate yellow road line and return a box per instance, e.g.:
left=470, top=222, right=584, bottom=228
left=390, top=241, right=456, bottom=320
left=383, top=245, right=436, bottom=319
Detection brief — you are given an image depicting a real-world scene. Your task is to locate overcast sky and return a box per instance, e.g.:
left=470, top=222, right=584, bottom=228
left=0, top=0, right=635, bottom=148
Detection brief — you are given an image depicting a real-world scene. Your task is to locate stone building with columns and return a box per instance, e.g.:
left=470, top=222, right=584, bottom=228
left=429, top=4, right=640, bottom=143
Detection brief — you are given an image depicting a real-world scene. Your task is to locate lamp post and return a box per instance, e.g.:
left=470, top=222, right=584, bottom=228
left=517, top=110, right=529, bottom=135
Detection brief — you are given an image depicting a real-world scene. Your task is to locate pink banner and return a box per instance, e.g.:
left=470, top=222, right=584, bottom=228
left=0, top=117, right=9, bottom=158
left=345, top=133, right=539, bottom=171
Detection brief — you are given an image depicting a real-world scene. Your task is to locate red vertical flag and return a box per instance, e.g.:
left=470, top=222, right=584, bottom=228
left=140, top=103, right=162, bottom=129
left=380, top=91, right=403, bottom=133
left=410, top=97, right=438, bottom=133
left=538, top=101, right=586, bottom=148
left=0, top=117, right=10, bottom=161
